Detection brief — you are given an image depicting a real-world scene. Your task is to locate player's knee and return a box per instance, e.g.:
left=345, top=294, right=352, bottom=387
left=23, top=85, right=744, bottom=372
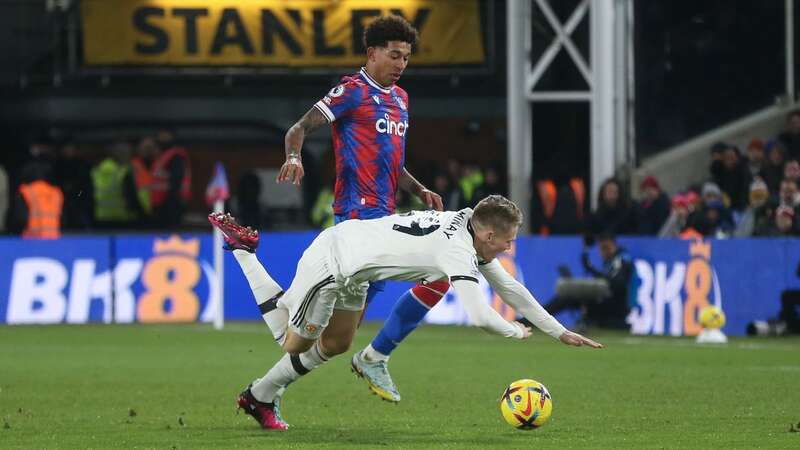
left=282, top=332, right=314, bottom=354
left=319, top=335, right=351, bottom=356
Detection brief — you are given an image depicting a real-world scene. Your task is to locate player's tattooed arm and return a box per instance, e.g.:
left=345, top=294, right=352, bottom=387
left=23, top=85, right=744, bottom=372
left=399, top=167, right=444, bottom=211
left=278, top=107, right=328, bottom=185
left=284, top=107, right=328, bottom=158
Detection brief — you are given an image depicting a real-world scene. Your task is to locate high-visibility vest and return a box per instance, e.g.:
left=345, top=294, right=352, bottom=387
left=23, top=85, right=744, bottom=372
left=570, top=178, right=586, bottom=220
left=459, top=171, right=484, bottom=203
left=131, top=157, right=153, bottom=214
left=536, top=180, right=557, bottom=235
left=311, top=187, right=335, bottom=229
left=535, top=178, right=586, bottom=235
left=150, top=147, right=192, bottom=208
left=92, top=158, right=136, bottom=222
left=19, top=180, right=63, bottom=239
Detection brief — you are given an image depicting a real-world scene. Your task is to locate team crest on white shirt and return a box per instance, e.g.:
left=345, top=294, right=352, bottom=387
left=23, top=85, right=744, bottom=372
left=394, top=96, right=407, bottom=110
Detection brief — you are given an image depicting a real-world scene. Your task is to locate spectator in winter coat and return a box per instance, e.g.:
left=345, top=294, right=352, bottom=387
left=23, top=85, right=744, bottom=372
left=743, top=138, right=767, bottom=181
left=587, top=177, right=637, bottom=236
left=734, top=178, right=771, bottom=237
left=784, top=159, right=800, bottom=185
left=762, top=141, right=787, bottom=193
left=757, top=205, right=798, bottom=237
left=710, top=144, right=750, bottom=211
left=777, top=110, right=800, bottom=161
left=636, top=176, right=671, bottom=235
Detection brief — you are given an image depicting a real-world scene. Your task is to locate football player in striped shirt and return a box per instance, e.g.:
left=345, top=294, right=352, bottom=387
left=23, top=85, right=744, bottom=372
left=230, top=15, right=452, bottom=408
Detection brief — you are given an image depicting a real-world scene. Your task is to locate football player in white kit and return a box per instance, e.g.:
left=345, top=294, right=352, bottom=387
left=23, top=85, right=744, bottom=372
left=211, top=195, right=602, bottom=430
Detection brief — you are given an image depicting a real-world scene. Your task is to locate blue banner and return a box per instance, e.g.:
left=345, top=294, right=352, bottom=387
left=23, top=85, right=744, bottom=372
left=1, top=233, right=798, bottom=336
left=496, top=237, right=800, bottom=337
left=0, top=237, right=112, bottom=324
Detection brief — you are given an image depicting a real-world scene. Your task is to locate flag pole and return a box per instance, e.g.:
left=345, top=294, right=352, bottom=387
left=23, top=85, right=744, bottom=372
left=207, top=161, right=230, bottom=331
left=213, top=199, right=224, bottom=330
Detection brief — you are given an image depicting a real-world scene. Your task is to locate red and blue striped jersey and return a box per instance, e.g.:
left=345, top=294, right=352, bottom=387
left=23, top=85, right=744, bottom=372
left=313, top=67, right=409, bottom=217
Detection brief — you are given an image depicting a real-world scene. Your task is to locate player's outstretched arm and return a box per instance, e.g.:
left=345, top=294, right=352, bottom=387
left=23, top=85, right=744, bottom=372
left=399, top=167, right=443, bottom=210
left=279, top=107, right=328, bottom=185
left=451, top=278, right=529, bottom=339
left=480, top=260, right=603, bottom=349
left=559, top=330, right=603, bottom=348
left=479, top=259, right=566, bottom=339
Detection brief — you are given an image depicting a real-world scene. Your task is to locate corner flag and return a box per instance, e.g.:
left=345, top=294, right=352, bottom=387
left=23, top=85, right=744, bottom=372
left=205, top=162, right=230, bottom=206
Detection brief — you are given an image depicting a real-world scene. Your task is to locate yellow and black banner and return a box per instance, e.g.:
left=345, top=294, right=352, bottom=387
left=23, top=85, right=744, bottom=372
left=81, top=0, right=485, bottom=67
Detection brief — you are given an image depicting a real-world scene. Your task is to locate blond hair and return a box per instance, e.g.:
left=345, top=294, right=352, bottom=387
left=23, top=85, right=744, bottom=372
left=471, top=195, right=523, bottom=233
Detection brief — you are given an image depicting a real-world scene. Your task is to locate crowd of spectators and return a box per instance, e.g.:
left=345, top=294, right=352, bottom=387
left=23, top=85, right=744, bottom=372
left=3, top=111, right=800, bottom=239
left=534, top=110, right=800, bottom=239
left=652, top=110, right=800, bottom=239
left=0, top=130, right=192, bottom=237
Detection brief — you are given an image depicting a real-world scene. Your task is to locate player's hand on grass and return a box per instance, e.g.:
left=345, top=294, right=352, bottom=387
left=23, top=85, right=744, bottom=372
left=559, top=330, right=603, bottom=348
left=277, top=155, right=305, bottom=185
left=418, top=188, right=444, bottom=211
left=514, top=321, right=532, bottom=339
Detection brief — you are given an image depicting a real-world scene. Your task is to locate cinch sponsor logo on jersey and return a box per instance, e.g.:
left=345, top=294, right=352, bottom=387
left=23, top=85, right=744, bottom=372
left=375, top=114, right=408, bottom=137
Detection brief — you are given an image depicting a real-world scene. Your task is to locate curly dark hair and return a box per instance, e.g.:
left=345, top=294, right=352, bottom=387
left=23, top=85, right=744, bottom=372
left=363, top=15, right=418, bottom=49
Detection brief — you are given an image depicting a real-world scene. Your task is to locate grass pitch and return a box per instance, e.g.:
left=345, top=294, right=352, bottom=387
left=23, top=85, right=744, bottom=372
left=1, top=323, right=798, bottom=449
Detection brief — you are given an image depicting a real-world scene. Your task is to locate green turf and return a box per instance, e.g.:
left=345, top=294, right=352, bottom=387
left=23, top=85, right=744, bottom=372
left=1, top=323, right=798, bottom=449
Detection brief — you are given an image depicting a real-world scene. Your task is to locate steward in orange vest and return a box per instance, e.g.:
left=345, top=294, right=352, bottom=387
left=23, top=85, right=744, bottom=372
left=531, top=177, right=586, bottom=235
left=150, top=147, right=192, bottom=207
left=150, top=136, right=192, bottom=227
left=131, top=157, right=154, bottom=214
left=17, top=179, right=63, bottom=239
left=130, top=135, right=162, bottom=222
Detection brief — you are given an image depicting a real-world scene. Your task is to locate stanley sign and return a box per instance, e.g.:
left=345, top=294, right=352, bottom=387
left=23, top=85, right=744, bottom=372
left=81, top=0, right=486, bottom=66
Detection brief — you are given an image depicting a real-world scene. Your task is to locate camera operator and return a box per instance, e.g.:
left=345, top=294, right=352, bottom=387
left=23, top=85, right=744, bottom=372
left=748, top=260, right=800, bottom=336
left=541, top=231, right=634, bottom=329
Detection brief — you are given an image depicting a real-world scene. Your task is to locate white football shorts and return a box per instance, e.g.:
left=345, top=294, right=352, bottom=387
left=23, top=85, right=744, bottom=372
left=278, top=229, right=367, bottom=340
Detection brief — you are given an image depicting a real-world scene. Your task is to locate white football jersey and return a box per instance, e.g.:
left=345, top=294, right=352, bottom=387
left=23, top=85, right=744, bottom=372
left=325, top=209, right=566, bottom=340
left=329, top=208, right=478, bottom=286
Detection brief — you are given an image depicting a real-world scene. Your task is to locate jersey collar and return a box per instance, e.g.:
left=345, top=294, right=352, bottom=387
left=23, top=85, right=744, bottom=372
left=359, top=67, right=393, bottom=94
left=467, top=219, right=489, bottom=265
left=467, top=219, right=476, bottom=240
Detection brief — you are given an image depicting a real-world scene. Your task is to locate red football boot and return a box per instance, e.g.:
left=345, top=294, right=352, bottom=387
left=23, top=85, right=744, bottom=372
left=236, top=388, right=288, bottom=431
left=208, top=212, right=259, bottom=253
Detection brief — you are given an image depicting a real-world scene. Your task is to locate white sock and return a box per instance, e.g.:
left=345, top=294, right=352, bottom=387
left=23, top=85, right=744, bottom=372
left=275, top=386, right=286, bottom=399
left=249, top=377, right=286, bottom=397
left=251, top=342, right=331, bottom=403
left=362, top=344, right=389, bottom=362
left=232, top=249, right=288, bottom=343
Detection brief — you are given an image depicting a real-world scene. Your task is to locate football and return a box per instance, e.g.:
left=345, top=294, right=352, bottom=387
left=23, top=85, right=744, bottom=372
left=699, top=306, right=726, bottom=330
left=499, top=379, right=553, bottom=430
